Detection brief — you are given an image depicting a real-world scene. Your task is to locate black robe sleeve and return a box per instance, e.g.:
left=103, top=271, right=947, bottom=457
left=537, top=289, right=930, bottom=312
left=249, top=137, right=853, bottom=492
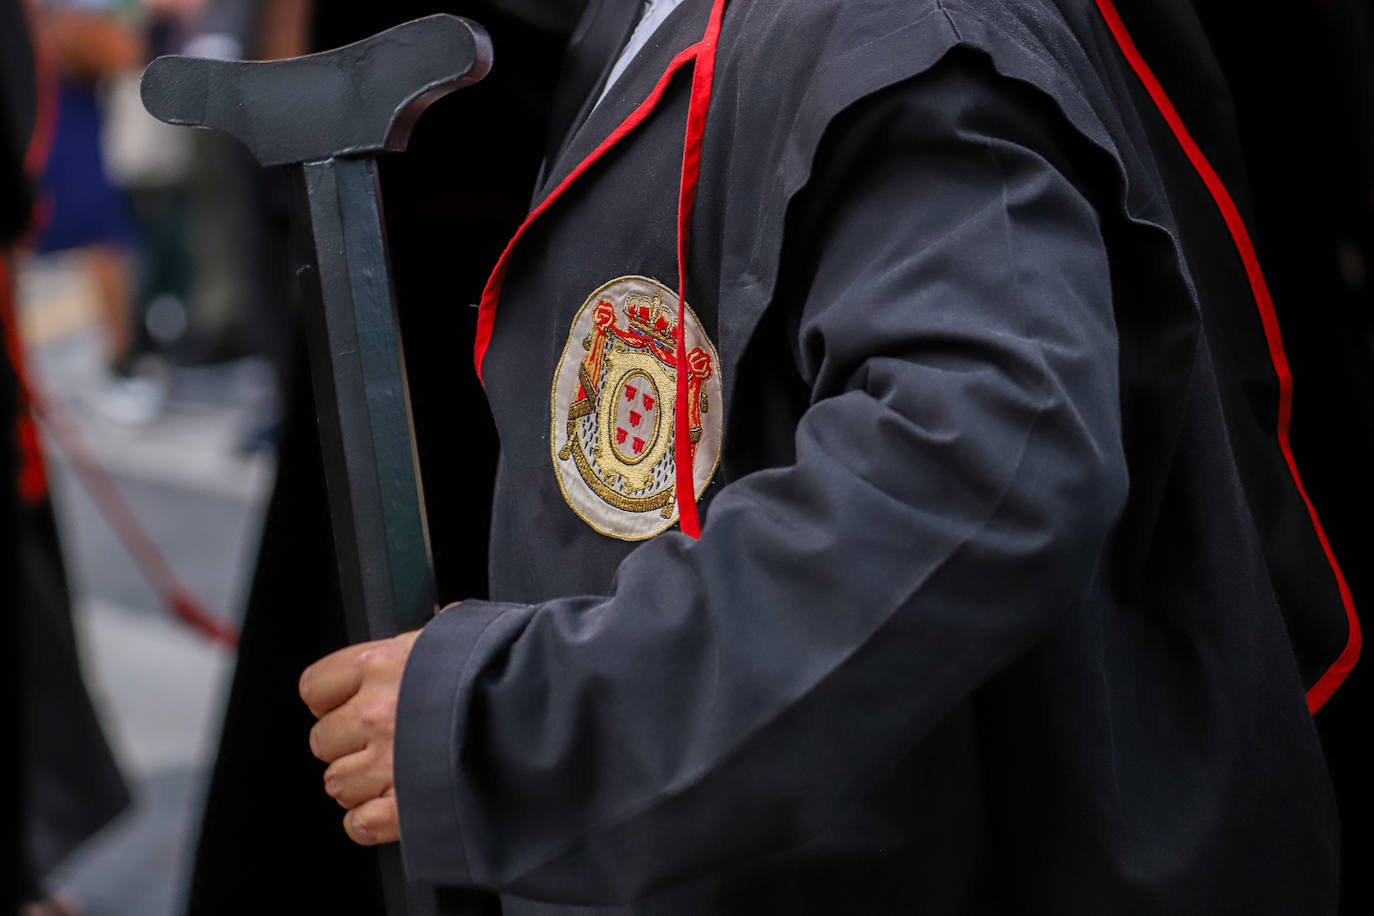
left=394, top=54, right=1127, bottom=903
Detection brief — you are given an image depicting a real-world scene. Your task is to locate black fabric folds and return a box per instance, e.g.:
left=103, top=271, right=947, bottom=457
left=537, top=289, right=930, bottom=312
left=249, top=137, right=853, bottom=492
left=392, top=1, right=1344, bottom=911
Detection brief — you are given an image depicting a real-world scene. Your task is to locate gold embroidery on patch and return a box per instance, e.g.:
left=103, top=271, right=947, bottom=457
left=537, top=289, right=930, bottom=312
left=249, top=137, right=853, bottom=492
left=550, top=276, right=723, bottom=541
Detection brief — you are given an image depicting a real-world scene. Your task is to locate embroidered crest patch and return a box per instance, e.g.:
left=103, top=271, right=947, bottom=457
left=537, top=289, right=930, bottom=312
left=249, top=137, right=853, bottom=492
left=552, top=276, right=723, bottom=540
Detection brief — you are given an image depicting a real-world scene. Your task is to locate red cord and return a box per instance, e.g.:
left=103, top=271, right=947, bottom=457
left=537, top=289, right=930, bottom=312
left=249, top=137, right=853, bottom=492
left=474, top=42, right=705, bottom=381
left=34, top=378, right=240, bottom=648
left=1, top=258, right=239, bottom=649
left=1093, top=0, right=1359, bottom=712
left=671, top=0, right=727, bottom=539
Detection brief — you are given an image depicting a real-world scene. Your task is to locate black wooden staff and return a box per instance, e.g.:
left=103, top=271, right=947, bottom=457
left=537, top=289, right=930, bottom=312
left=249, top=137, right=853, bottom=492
left=141, top=16, right=493, bottom=916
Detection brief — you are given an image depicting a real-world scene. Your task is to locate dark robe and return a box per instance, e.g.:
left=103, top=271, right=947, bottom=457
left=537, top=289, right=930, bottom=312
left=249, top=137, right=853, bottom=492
left=2, top=0, right=130, bottom=900
left=191, top=0, right=1372, bottom=913
left=1182, top=3, right=1374, bottom=910
left=1, top=0, right=35, bottom=242
left=390, top=0, right=1352, bottom=911
left=2, top=131, right=26, bottom=912
left=3, top=3, right=34, bottom=901
left=2, top=268, right=21, bottom=912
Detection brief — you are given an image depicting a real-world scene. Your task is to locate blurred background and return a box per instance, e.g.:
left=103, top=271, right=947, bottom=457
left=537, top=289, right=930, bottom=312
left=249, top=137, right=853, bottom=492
left=7, top=0, right=298, bottom=913
left=5, top=1, right=559, bottom=913
left=3, top=0, right=1374, bottom=914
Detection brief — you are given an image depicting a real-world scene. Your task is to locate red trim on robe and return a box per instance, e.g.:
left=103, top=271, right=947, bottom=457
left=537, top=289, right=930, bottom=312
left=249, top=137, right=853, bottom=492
left=474, top=0, right=731, bottom=537
left=1093, top=0, right=1360, bottom=713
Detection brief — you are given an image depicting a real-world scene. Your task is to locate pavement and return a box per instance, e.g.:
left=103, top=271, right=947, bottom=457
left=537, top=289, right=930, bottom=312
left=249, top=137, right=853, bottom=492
left=16, top=254, right=276, bottom=916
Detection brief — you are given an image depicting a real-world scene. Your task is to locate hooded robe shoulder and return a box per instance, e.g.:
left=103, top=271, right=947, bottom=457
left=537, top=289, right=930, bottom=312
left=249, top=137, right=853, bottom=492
left=395, top=0, right=1349, bottom=912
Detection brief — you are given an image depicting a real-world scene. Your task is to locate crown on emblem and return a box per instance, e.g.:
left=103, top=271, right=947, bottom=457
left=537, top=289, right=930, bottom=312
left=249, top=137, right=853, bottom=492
left=624, top=294, right=677, bottom=347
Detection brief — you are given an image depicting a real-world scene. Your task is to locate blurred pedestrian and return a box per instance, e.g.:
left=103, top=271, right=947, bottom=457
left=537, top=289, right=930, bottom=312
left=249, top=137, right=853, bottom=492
left=101, top=1, right=198, bottom=376
left=31, top=0, right=165, bottom=423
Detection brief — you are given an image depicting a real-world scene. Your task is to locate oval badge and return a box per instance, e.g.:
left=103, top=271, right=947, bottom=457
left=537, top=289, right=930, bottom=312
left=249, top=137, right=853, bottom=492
left=551, top=276, right=723, bottom=540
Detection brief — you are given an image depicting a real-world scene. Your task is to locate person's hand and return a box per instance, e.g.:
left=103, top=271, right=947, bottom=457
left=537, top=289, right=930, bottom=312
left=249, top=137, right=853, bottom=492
left=299, top=630, right=421, bottom=845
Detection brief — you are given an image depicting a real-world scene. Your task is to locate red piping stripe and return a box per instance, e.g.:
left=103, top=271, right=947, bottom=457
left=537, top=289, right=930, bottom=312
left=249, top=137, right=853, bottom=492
left=1093, top=0, right=1359, bottom=713
left=671, top=0, right=727, bottom=538
left=473, top=43, right=703, bottom=381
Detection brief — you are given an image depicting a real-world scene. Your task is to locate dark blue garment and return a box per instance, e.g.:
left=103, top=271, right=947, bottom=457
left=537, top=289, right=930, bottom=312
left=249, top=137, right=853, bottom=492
left=34, top=81, right=135, bottom=254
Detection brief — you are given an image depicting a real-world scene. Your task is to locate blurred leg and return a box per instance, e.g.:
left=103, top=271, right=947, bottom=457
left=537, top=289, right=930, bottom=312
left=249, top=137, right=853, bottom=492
left=83, top=243, right=133, bottom=374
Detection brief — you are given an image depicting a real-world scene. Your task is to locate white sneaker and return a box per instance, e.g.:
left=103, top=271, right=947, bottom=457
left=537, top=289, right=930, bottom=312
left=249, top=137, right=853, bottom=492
left=92, top=360, right=169, bottom=425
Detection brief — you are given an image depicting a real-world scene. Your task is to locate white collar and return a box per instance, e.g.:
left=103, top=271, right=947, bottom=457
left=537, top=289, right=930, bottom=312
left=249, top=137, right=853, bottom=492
left=595, top=0, right=690, bottom=109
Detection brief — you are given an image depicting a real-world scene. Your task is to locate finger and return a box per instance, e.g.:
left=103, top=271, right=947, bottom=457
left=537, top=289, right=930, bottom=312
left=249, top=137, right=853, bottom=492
left=323, top=747, right=393, bottom=810
left=308, top=700, right=370, bottom=763
left=299, top=642, right=375, bottom=717
left=344, top=793, right=399, bottom=846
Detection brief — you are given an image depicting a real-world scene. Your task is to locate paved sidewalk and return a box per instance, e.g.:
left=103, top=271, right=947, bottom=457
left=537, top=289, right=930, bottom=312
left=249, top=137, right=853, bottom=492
left=46, top=602, right=232, bottom=916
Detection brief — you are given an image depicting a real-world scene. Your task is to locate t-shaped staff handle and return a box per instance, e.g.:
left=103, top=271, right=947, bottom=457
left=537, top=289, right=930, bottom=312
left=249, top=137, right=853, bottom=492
left=141, top=14, right=491, bottom=165
left=142, top=16, right=494, bottom=916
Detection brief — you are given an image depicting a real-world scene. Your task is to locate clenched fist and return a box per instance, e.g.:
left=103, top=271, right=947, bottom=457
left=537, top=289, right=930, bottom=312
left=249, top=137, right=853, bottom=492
left=299, top=630, right=421, bottom=845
